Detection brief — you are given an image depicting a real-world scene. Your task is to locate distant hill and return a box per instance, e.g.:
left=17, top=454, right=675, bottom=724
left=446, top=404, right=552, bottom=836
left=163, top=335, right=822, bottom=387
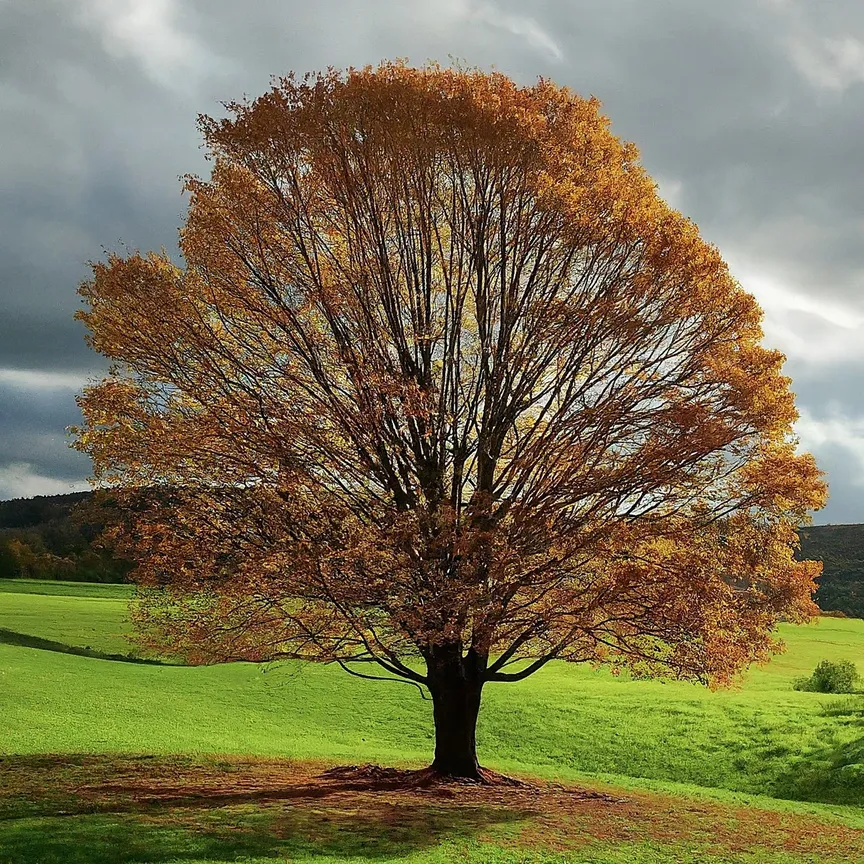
left=1, top=492, right=862, bottom=616
left=798, top=524, right=864, bottom=618
left=0, top=491, right=130, bottom=584
left=0, top=491, right=91, bottom=530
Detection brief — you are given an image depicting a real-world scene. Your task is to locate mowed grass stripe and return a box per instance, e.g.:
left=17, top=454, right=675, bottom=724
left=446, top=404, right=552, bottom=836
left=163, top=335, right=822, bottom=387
left=0, top=578, right=134, bottom=599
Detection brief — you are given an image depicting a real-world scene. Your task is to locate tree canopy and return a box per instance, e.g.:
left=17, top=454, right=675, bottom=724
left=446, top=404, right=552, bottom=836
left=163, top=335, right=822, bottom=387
left=74, top=63, right=826, bottom=779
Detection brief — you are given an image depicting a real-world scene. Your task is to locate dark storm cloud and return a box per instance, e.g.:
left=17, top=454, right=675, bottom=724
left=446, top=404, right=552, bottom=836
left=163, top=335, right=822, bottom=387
left=0, top=376, right=90, bottom=498
left=2, top=0, right=864, bottom=520
left=0, top=314, right=93, bottom=373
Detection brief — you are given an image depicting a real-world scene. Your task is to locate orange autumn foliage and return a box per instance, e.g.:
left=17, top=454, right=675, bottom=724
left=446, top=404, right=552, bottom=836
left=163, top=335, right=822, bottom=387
left=74, top=63, right=825, bottom=718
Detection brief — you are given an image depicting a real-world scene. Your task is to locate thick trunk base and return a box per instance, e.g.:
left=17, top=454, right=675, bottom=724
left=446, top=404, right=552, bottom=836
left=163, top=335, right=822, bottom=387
left=430, top=751, right=482, bottom=781
left=427, top=645, right=486, bottom=780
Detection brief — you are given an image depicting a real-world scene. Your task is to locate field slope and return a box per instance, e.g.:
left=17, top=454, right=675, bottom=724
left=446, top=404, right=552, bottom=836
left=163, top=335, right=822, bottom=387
left=1, top=578, right=863, bottom=863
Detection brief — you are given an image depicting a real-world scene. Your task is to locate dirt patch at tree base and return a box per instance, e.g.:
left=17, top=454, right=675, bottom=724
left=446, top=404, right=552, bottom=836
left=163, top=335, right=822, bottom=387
left=318, top=762, right=597, bottom=793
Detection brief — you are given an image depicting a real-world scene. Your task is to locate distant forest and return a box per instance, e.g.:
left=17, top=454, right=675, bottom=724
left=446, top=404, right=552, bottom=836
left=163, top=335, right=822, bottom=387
left=1, top=492, right=862, bottom=617
left=0, top=492, right=130, bottom=584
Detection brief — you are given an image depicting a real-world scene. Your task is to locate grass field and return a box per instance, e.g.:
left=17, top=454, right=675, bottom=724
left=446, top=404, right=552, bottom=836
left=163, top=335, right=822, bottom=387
left=2, top=578, right=863, bottom=863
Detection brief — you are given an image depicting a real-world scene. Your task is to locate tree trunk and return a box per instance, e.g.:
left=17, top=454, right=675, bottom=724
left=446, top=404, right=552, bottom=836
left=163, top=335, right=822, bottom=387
left=426, top=645, right=486, bottom=779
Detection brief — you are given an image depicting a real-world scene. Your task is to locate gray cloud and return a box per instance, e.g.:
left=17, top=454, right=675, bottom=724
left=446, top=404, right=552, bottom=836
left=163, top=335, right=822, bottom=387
left=0, top=376, right=90, bottom=498
left=1, top=0, right=863, bottom=521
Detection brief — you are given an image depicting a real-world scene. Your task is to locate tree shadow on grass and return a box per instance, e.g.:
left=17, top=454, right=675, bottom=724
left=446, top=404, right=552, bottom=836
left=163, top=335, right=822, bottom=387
left=0, top=798, right=527, bottom=864
left=0, top=628, right=171, bottom=665
left=0, top=755, right=531, bottom=864
left=772, top=699, right=864, bottom=806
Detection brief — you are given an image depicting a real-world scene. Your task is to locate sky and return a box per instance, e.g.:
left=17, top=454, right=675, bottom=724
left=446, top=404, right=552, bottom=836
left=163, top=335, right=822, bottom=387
left=1, top=0, right=863, bottom=523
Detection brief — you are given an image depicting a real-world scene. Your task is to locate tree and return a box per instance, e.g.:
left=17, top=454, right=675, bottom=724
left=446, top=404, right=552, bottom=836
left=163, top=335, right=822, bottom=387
left=74, top=63, right=826, bottom=781
left=0, top=538, right=22, bottom=579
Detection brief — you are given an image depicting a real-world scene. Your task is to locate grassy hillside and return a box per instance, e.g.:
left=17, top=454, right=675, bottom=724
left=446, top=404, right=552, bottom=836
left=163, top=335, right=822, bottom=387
left=0, top=577, right=133, bottom=599
left=2, top=579, right=864, bottom=863
left=2, top=579, right=863, bottom=805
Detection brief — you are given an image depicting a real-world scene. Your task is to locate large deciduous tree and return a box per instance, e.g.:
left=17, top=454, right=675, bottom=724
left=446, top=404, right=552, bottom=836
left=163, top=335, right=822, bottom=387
left=74, top=63, right=826, bottom=780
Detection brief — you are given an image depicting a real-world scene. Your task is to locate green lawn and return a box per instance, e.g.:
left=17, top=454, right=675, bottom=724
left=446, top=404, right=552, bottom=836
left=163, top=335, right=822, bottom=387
left=0, top=582, right=133, bottom=655
left=1, top=578, right=863, bottom=863
left=0, top=578, right=134, bottom=599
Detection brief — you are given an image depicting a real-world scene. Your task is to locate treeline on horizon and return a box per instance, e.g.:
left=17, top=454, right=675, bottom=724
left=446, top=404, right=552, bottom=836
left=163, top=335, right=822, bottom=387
left=0, top=491, right=130, bottom=584
left=0, top=491, right=862, bottom=618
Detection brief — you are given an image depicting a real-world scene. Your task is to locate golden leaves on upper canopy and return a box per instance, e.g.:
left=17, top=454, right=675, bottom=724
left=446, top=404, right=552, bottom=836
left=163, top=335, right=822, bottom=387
left=199, top=62, right=664, bottom=247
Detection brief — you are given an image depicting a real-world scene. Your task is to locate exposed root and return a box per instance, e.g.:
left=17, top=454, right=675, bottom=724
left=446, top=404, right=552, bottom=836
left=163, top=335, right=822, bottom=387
left=317, top=764, right=626, bottom=804
left=476, top=767, right=534, bottom=788
left=318, top=763, right=535, bottom=789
